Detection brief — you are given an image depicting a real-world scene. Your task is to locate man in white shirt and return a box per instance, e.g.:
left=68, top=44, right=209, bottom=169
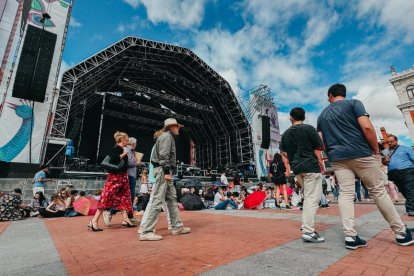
left=214, top=188, right=238, bottom=210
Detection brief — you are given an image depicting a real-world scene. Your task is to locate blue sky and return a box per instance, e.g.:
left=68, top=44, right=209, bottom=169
left=63, top=0, right=414, bottom=145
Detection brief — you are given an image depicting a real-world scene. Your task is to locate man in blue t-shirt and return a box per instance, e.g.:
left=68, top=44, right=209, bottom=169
left=33, top=165, right=49, bottom=196
left=386, top=134, right=414, bottom=216
left=317, top=83, right=413, bottom=249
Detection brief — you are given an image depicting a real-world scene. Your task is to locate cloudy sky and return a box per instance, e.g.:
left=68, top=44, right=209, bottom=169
left=63, top=0, right=414, bottom=145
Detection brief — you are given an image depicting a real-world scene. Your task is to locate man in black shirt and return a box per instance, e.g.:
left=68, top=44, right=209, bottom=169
left=280, top=107, right=324, bottom=243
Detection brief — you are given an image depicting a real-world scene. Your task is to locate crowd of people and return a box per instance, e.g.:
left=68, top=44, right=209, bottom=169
left=1, top=83, right=414, bottom=250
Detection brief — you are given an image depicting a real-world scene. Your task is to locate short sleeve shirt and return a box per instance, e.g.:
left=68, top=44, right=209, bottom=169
left=280, top=124, right=322, bottom=174
left=33, top=171, right=46, bottom=188
left=214, top=192, right=222, bottom=206
left=317, top=99, right=373, bottom=161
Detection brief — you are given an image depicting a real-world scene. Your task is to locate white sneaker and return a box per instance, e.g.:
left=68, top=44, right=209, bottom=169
left=138, top=227, right=156, bottom=234
left=140, top=232, right=163, bottom=241
left=302, top=232, right=325, bottom=243
left=170, top=226, right=191, bottom=236
left=103, top=211, right=112, bottom=226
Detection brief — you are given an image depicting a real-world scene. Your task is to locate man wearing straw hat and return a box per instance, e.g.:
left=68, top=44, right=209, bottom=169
left=140, top=118, right=191, bottom=241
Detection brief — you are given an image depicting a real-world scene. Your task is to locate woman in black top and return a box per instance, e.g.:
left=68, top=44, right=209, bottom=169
left=88, top=131, right=135, bottom=231
left=269, top=153, right=290, bottom=209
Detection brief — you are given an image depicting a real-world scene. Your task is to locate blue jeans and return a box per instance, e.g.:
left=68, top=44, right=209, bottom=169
left=332, top=185, right=339, bottom=199
left=214, top=199, right=238, bottom=210
left=320, top=193, right=328, bottom=205
left=128, top=175, right=136, bottom=204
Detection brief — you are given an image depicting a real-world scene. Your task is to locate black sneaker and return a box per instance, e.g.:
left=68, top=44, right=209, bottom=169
left=395, top=228, right=414, bottom=246
left=345, top=235, right=367, bottom=250
left=285, top=205, right=292, bottom=210
left=302, top=231, right=325, bottom=243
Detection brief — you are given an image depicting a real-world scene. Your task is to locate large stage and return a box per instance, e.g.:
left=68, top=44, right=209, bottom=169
left=43, top=37, right=255, bottom=175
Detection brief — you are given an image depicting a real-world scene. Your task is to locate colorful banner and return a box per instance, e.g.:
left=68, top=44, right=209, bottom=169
left=251, top=97, right=280, bottom=178
left=0, top=0, right=71, bottom=163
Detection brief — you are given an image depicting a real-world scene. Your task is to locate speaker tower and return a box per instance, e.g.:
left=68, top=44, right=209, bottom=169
left=260, top=115, right=270, bottom=149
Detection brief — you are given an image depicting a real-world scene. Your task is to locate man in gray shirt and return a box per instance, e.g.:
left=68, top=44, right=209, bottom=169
left=317, top=83, right=413, bottom=249
left=140, top=118, right=191, bottom=241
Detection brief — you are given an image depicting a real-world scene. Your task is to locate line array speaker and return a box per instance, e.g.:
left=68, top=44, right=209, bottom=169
left=260, top=115, right=270, bottom=149
left=12, top=24, right=57, bottom=102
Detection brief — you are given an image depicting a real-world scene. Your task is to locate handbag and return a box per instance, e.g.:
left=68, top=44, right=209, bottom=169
left=100, top=155, right=125, bottom=172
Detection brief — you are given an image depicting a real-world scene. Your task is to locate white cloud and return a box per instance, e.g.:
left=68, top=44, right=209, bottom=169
left=355, top=0, right=414, bottom=42
left=57, top=60, right=74, bottom=88
left=303, top=13, right=339, bottom=49
left=125, top=0, right=206, bottom=29
left=123, top=0, right=140, bottom=9
left=69, top=17, right=82, bottom=28
left=347, top=74, right=410, bottom=141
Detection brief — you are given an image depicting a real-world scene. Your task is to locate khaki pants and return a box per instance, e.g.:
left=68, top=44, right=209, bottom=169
left=296, top=173, right=322, bottom=233
left=141, top=166, right=182, bottom=234
left=332, top=155, right=405, bottom=236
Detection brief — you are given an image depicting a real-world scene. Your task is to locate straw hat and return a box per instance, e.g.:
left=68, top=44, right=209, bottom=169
left=163, top=118, right=183, bottom=130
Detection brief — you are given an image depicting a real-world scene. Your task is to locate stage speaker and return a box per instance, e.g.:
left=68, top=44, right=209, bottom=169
left=67, top=116, right=82, bottom=140
left=0, top=161, right=10, bottom=177
left=260, top=115, right=270, bottom=149
left=12, top=24, right=57, bottom=102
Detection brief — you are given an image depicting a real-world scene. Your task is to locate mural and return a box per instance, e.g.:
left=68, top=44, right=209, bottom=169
left=0, top=101, right=34, bottom=161
left=0, top=0, right=71, bottom=163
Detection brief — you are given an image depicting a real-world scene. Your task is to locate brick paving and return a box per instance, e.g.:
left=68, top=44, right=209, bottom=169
left=320, top=215, right=414, bottom=276
left=2, top=204, right=413, bottom=275
left=44, top=211, right=331, bottom=275
left=0, top=221, right=10, bottom=235
left=259, top=204, right=378, bottom=218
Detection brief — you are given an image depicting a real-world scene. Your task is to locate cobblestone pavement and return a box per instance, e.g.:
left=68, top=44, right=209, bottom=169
left=0, top=204, right=413, bottom=275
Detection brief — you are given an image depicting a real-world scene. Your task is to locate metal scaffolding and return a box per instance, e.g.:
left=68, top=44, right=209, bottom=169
left=44, top=36, right=253, bottom=170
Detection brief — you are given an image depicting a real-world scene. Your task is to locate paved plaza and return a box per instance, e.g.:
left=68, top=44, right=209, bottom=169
left=0, top=204, right=413, bottom=276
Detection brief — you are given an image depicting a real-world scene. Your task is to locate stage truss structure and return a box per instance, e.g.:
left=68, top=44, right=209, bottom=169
left=43, top=36, right=254, bottom=171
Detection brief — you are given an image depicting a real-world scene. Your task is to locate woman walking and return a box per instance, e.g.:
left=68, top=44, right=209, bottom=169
left=89, top=131, right=136, bottom=231
left=269, top=153, right=291, bottom=209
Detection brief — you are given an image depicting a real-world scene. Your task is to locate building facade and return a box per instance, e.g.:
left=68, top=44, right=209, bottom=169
left=390, top=66, right=414, bottom=142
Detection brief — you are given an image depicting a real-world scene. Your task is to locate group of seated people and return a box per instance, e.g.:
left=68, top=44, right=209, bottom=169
left=0, top=187, right=100, bottom=221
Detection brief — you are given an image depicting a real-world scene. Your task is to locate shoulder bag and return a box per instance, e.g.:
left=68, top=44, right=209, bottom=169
left=101, top=155, right=125, bottom=172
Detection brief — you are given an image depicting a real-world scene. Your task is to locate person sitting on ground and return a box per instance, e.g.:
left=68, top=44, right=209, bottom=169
left=73, top=190, right=84, bottom=201
left=0, top=189, right=29, bottom=221
left=203, top=186, right=216, bottom=209
left=214, top=187, right=238, bottom=210
left=39, top=194, right=66, bottom=218
left=93, top=189, right=102, bottom=201
left=29, top=191, right=48, bottom=217
left=59, top=188, right=76, bottom=217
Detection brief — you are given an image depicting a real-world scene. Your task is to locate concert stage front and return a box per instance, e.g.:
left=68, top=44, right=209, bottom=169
left=44, top=37, right=254, bottom=174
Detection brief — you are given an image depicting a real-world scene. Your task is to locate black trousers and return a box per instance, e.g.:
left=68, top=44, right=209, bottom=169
left=39, top=209, right=65, bottom=218
left=389, top=168, right=414, bottom=213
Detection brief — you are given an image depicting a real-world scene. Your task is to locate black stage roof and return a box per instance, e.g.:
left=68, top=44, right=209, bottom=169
left=47, top=36, right=253, bottom=169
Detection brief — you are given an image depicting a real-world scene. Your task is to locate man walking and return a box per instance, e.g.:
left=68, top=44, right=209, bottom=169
left=386, top=134, right=414, bottom=216
left=280, top=107, right=325, bottom=243
left=317, top=83, right=413, bottom=249
left=140, top=118, right=191, bottom=241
